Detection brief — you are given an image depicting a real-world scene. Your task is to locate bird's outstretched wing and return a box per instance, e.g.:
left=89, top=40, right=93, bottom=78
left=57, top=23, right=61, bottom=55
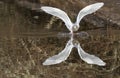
left=41, top=6, right=73, bottom=31
left=77, top=44, right=106, bottom=66
left=43, top=40, right=73, bottom=65
left=75, top=2, right=104, bottom=26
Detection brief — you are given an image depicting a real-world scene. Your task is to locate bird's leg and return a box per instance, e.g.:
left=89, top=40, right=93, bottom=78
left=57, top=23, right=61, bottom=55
left=69, top=31, right=76, bottom=41
left=70, top=31, right=74, bottom=36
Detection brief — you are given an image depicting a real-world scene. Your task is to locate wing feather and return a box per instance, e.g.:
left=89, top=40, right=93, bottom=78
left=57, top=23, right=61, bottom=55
left=41, top=6, right=73, bottom=30
left=75, top=2, right=104, bottom=25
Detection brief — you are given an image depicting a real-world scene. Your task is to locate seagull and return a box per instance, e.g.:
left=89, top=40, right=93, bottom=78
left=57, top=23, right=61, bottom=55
left=41, top=2, right=104, bottom=34
left=43, top=34, right=106, bottom=66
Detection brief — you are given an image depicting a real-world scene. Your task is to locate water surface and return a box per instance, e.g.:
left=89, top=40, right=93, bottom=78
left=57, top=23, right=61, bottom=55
left=0, top=2, right=119, bottom=78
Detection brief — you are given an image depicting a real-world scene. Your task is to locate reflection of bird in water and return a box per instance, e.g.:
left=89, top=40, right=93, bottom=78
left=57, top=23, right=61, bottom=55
left=43, top=33, right=106, bottom=66
left=41, top=2, right=104, bottom=34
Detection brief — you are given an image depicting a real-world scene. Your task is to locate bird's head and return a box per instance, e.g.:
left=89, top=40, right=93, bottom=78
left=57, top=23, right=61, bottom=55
left=72, top=39, right=79, bottom=48
left=72, top=25, right=79, bottom=32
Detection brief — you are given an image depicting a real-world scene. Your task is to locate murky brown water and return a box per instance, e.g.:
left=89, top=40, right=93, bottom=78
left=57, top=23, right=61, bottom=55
left=0, top=2, right=120, bottom=78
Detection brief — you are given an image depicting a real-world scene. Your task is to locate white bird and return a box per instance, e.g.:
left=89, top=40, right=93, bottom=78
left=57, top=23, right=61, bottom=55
left=41, top=2, right=104, bottom=34
left=43, top=35, right=106, bottom=66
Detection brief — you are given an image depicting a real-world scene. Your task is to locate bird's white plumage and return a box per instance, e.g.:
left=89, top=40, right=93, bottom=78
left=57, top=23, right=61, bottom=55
left=77, top=44, right=106, bottom=66
left=43, top=34, right=106, bottom=66
left=41, top=2, right=105, bottom=66
left=75, top=2, right=104, bottom=25
left=41, top=2, right=104, bottom=32
left=43, top=40, right=73, bottom=65
left=41, top=6, right=73, bottom=31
